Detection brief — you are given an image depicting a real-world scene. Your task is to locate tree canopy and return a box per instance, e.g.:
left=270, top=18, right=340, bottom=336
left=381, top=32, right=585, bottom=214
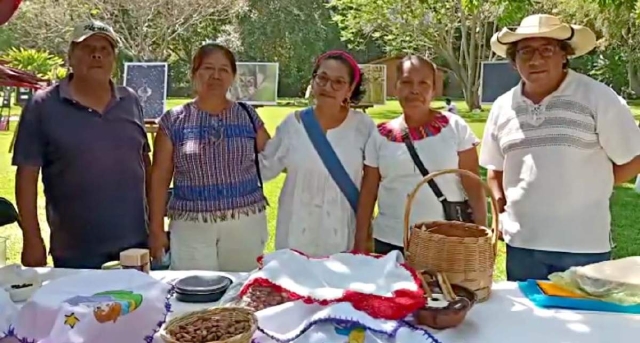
left=1, top=0, right=639, bottom=100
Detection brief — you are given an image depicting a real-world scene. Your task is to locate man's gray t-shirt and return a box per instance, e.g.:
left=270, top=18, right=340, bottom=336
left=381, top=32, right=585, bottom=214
left=12, top=78, right=150, bottom=258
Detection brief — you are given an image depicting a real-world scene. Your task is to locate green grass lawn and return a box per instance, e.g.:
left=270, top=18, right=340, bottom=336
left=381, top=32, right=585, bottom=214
left=1, top=98, right=639, bottom=282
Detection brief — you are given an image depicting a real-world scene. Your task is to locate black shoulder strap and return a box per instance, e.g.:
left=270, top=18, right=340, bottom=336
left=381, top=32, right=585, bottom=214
left=237, top=102, right=263, bottom=189
left=401, top=128, right=446, bottom=201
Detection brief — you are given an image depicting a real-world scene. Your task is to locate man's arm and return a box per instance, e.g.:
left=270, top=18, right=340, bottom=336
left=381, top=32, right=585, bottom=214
left=133, top=94, right=153, bottom=203
left=15, top=166, right=42, bottom=243
left=12, top=97, right=47, bottom=266
left=595, top=87, right=640, bottom=183
left=458, top=147, right=488, bottom=226
left=478, top=106, right=506, bottom=213
left=613, top=155, right=640, bottom=185
left=486, top=170, right=506, bottom=214
left=12, top=100, right=44, bottom=242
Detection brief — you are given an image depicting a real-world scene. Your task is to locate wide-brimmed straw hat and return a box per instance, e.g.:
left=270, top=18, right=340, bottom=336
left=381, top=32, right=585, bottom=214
left=490, top=14, right=596, bottom=58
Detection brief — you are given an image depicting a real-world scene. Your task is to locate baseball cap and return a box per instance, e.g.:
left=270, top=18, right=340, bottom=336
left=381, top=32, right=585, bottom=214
left=71, top=20, right=118, bottom=47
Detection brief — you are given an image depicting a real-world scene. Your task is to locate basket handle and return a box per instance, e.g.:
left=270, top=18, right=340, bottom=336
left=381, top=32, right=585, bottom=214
left=402, top=168, right=500, bottom=256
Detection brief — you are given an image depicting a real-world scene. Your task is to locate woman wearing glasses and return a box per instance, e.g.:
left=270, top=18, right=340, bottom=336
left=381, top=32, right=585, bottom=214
left=260, top=51, right=375, bottom=257
left=148, top=43, right=270, bottom=272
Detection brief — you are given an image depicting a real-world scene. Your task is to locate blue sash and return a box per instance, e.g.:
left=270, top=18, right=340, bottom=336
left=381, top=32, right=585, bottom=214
left=299, top=107, right=359, bottom=212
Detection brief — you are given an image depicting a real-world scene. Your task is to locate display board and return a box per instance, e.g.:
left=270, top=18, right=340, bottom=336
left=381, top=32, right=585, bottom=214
left=480, top=60, right=521, bottom=104
left=227, top=62, right=279, bottom=105
left=123, top=62, right=168, bottom=120
left=358, top=64, right=387, bottom=105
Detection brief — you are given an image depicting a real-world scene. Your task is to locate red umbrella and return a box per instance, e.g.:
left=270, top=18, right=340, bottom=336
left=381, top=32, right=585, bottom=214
left=0, top=61, right=47, bottom=89
left=0, top=0, right=21, bottom=26
left=0, top=1, right=47, bottom=89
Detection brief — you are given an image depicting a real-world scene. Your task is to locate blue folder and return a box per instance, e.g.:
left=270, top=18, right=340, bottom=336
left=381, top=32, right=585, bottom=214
left=518, top=279, right=640, bottom=314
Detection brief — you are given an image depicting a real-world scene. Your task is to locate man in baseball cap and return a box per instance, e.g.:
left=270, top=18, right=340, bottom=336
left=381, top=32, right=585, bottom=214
left=12, top=19, right=151, bottom=269
left=65, top=20, right=118, bottom=84
left=70, top=20, right=118, bottom=48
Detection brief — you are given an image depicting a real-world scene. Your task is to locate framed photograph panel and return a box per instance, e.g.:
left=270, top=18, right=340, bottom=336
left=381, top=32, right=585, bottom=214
left=227, top=62, right=279, bottom=105
left=123, top=62, right=168, bottom=119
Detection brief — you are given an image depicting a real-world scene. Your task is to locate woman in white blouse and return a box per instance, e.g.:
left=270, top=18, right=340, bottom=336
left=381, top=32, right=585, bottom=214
left=260, top=51, right=375, bottom=257
left=354, top=55, right=486, bottom=254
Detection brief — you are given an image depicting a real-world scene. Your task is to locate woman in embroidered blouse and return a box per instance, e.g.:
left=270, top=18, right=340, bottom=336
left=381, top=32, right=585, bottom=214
left=148, top=43, right=270, bottom=272
left=354, top=55, right=487, bottom=254
left=260, top=51, right=375, bottom=257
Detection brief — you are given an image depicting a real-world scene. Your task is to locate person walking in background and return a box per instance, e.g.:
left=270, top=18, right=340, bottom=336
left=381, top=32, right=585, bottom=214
left=481, top=14, right=640, bottom=281
left=259, top=51, right=375, bottom=257
left=148, top=42, right=270, bottom=272
left=355, top=56, right=486, bottom=254
left=305, top=82, right=314, bottom=105
left=445, top=98, right=458, bottom=114
left=12, top=21, right=151, bottom=269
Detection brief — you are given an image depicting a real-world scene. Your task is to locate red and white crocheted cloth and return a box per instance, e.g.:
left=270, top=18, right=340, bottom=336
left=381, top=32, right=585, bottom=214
left=240, top=250, right=424, bottom=320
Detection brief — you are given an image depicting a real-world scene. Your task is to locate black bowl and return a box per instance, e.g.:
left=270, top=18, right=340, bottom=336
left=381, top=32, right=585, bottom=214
left=174, top=275, right=232, bottom=303
left=0, top=197, right=19, bottom=227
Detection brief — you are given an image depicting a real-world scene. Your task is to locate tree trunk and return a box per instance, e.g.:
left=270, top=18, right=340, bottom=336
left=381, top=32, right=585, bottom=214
left=627, top=62, right=640, bottom=96
left=437, top=48, right=480, bottom=112
left=462, top=82, right=481, bottom=110
left=445, top=67, right=482, bottom=112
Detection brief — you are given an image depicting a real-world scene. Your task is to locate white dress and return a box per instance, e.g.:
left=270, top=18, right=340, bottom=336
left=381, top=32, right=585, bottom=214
left=260, top=109, right=375, bottom=256
left=365, top=112, right=479, bottom=247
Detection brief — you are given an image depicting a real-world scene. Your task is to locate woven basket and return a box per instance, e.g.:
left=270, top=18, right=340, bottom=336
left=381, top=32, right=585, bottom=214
left=160, top=307, right=257, bottom=343
left=403, top=169, right=499, bottom=302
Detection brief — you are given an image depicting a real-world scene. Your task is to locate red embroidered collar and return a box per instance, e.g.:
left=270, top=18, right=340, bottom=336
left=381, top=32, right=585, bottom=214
left=377, top=113, right=450, bottom=142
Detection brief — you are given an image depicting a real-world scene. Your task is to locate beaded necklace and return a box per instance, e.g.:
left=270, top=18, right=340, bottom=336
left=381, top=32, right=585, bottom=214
left=377, top=112, right=450, bottom=142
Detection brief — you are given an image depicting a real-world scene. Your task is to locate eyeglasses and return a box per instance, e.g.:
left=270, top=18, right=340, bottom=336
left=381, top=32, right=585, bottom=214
left=516, top=45, right=558, bottom=61
left=313, top=73, right=349, bottom=91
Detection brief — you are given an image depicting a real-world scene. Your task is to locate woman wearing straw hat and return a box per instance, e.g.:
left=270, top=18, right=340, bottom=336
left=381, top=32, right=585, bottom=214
left=479, top=14, right=640, bottom=282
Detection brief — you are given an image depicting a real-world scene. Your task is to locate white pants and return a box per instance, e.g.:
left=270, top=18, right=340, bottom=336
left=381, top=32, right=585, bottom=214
left=169, top=212, right=268, bottom=272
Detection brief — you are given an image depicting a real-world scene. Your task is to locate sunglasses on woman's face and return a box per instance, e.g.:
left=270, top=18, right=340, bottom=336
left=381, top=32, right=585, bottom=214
left=313, top=73, right=349, bottom=91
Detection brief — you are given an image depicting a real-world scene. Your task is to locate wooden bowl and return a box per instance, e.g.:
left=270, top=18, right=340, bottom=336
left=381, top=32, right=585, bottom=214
left=414, top=275, right=477, bottom=330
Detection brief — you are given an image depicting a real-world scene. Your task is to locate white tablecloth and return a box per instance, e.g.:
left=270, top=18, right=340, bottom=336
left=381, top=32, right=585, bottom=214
left=14, top=268, right=640, bottom=343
